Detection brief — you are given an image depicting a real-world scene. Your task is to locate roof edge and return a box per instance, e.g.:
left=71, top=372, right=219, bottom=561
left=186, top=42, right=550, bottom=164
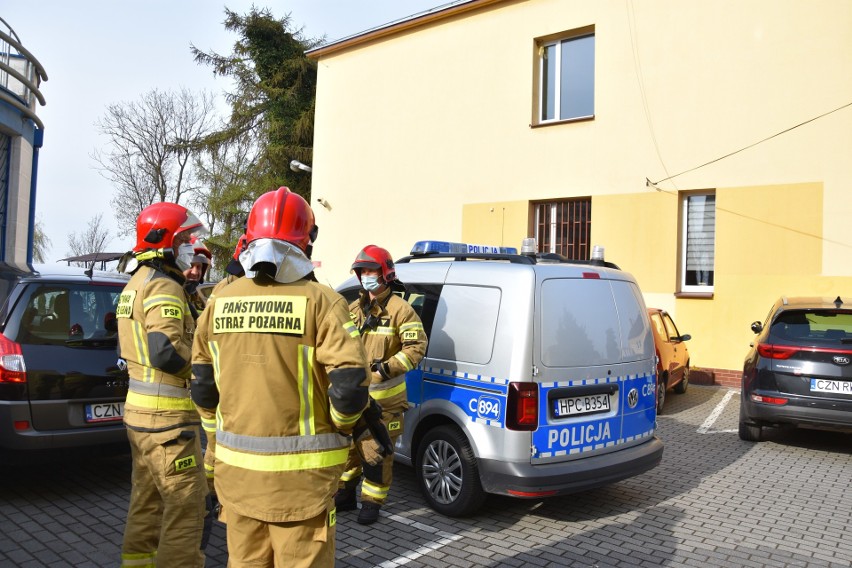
left=306, top=0, right=505, bottom=59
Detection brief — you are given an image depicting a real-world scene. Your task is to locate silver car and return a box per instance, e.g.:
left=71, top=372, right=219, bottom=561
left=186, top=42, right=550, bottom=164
left=338, top=240, right=663, bottom=516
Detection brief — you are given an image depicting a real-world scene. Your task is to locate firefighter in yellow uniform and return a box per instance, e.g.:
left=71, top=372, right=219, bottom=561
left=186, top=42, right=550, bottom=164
left=118, top=202, right=211, bottom=567
left=191, top=187, right=371, bottom=566
left=335, top=245, right=428, bottom=525
left=184, top=236, right=212, bottom=314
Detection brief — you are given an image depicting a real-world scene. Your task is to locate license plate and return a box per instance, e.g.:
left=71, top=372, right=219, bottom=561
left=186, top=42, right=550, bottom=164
left=810, top=379, right=852, bottom=395
left=553, top=393, right=611, bottom=417
left=85, top=402, right=125, bottom=423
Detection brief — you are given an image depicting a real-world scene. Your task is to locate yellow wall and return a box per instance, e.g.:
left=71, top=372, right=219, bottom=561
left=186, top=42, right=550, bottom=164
left=310, top=0, right=852, bottom=374
left=594, top=182, right=850, bottom=372
left=461, top=201, right=529, bottom=250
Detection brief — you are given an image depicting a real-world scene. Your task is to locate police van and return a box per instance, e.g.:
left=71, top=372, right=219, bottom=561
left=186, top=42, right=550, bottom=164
left=337, top=240, right=663, bottom=517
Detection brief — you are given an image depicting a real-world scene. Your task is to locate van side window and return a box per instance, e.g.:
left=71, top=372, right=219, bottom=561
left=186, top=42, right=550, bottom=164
left=398, top=285, right=441, bottom=339
left=339, top=284, right=442, bottom=340
left=430, top=285, right=500, bottom=364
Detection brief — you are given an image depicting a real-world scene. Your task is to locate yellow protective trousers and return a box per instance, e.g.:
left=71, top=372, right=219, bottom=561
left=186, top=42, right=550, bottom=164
left=340, top=410, right=403, bottom=505
left=225, top=501, right=336, bottom=568
left=121, top=424, right=209, bottom=568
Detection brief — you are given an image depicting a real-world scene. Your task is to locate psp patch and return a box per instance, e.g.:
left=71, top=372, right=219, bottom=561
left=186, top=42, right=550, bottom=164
left=116, top=290, right=136, bottom=318
left=161, top=305, right=182, bottom=319
left=175, top=454, right=197, bottom=472
left=213, top=295, right=308, bottom=335
left=387, top=420, right=401, bottom=432
left=329, top=508, right=337, bottom=527
left=402, top=330, right=419, bottom=341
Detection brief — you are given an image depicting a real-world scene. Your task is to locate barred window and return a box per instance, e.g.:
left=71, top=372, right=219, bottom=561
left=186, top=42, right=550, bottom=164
left=531, top=198, right=591, bottom=260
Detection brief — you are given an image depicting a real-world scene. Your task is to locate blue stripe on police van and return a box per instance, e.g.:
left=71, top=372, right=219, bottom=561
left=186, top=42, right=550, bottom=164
left=538, top=427, right=655, bottom=458
left=543, top=371, right=653, bottom=389
left=424, top=366, right=509, bottom=386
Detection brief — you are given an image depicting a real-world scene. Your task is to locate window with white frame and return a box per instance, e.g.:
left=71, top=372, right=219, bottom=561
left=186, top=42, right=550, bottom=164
left=538, top=31, right=595, bottom=123
left=681, top=192, right=716, bottom=292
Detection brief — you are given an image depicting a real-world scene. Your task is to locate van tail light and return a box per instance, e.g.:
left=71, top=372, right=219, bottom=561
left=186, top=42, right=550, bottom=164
left=0, top=333, right=27, bottom=383
left=507, top=382, right=538, bottom=431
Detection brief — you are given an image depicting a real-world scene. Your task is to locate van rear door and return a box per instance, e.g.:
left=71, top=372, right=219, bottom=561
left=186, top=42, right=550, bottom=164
left=532, top=275, right=656, bottom=465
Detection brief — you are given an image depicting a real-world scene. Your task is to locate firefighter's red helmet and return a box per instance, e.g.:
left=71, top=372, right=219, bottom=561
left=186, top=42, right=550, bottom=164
left=245, top=188, right=316, bottom=252
left=352, top=245, right=396, bottom=283
left=134, top=202, right=205, bottom=253
left=232, top=234, right=247, bottom=261
left=190, top=235, right=212, bottom=260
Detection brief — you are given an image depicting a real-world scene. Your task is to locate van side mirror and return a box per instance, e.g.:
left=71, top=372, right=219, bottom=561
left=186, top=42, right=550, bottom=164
left=750, top=321, right=763, bottom=334
left=679, top=334, right=691, bottom=342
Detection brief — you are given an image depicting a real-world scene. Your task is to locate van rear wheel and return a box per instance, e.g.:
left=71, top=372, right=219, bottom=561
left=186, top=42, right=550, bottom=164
left=416, top=425, right=486, bottom=517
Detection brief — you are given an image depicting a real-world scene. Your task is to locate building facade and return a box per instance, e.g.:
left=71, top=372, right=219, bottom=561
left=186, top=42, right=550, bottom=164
left=0, top=17, right=46, bottom=266
left=307, top=0, right=852, bottom=383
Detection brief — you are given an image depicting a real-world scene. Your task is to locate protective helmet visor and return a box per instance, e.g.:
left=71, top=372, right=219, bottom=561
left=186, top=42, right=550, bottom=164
left=176, top=211, right=209, bottom=241
left=239, top=238, right=314, bottom=284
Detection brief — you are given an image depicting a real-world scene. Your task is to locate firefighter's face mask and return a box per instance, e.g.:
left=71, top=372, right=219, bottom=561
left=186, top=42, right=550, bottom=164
left=361, top=274, right=383, bottom=293
left=175, top=243, right=195, bottom=272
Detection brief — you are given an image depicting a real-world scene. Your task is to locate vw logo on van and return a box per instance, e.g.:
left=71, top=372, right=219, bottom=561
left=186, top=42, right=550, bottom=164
left=832, top=355, right=850, bottom=365
left=627, top=388, right=639, bottom=408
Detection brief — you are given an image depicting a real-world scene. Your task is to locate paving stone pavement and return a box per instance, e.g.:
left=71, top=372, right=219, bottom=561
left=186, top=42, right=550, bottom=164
left=1, top=385, right=850, bottom=567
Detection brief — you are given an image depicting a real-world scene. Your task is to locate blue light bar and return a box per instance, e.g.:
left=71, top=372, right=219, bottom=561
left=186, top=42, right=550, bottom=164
left=410, top=240, right=518, bottom=255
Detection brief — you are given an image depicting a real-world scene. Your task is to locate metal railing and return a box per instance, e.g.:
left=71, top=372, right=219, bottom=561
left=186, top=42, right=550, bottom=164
left=0, top=17, right=47, bottom=129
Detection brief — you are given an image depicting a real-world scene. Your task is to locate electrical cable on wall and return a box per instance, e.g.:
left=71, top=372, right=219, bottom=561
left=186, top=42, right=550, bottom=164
left=647, top=100, right=852, bottom=188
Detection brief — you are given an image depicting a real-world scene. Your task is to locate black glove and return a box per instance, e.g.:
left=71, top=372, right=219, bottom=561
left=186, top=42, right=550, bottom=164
left=362, top=398, right=394, bottom=458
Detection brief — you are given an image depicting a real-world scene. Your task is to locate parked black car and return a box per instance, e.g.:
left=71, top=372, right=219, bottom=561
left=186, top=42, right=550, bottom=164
left=740, top=295, right=852, bottom=441
left=0, top=263, right=130, bottom=462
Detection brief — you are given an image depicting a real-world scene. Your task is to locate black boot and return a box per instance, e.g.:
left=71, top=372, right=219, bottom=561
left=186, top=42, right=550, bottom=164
left=357, top=501, right=381, bottom=525
left=334, top=487, right=357, bottom=512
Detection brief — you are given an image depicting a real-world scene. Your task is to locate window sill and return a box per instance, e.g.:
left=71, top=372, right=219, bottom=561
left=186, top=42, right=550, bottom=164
left=674, top=291, right=714, bottom=300
left=530, top=115, right=595, bottom=129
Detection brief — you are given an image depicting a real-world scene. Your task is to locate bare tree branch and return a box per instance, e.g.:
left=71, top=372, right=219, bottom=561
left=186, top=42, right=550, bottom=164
left=92, top=88, right=219, bottom=236
left=66, top=214, right=111, bottom=267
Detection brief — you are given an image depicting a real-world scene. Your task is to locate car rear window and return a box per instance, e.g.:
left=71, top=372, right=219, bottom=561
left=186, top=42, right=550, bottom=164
left=8, top=283, right=123, bottom=345
left=540, top=279, right=651, bottom=367
left=770, top=310, right=852, bottom=344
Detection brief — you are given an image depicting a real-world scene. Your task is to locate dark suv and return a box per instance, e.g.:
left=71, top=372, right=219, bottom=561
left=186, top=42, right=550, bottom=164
left=740, top=296, right=852, bottom=441
left=0, top=263, right=130, bottom=462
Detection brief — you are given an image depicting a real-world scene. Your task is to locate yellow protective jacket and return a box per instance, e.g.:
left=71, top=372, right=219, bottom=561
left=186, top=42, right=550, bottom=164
left=349, top=288, right=427, bottom=412
left=192, top=274, right=241, bottom=490
left=191, top=274, right=371, bottom=522
left=117, top=263, right=198, bottom=431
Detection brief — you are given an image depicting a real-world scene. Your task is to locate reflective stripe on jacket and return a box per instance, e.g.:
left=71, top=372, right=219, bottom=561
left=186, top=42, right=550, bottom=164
left=117, top=264, right=198, bottom=429
left=192, top=275, right=370, bottom=523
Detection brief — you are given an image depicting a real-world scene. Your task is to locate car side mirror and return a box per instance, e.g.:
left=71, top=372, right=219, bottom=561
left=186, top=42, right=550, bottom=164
left=750, top=321, right=763, bottom=334
left=679, top=334, right=691, bottom=341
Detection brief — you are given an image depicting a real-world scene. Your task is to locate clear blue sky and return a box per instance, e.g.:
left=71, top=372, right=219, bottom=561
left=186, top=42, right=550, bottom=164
left=3, top=1, right=443, bottom=262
